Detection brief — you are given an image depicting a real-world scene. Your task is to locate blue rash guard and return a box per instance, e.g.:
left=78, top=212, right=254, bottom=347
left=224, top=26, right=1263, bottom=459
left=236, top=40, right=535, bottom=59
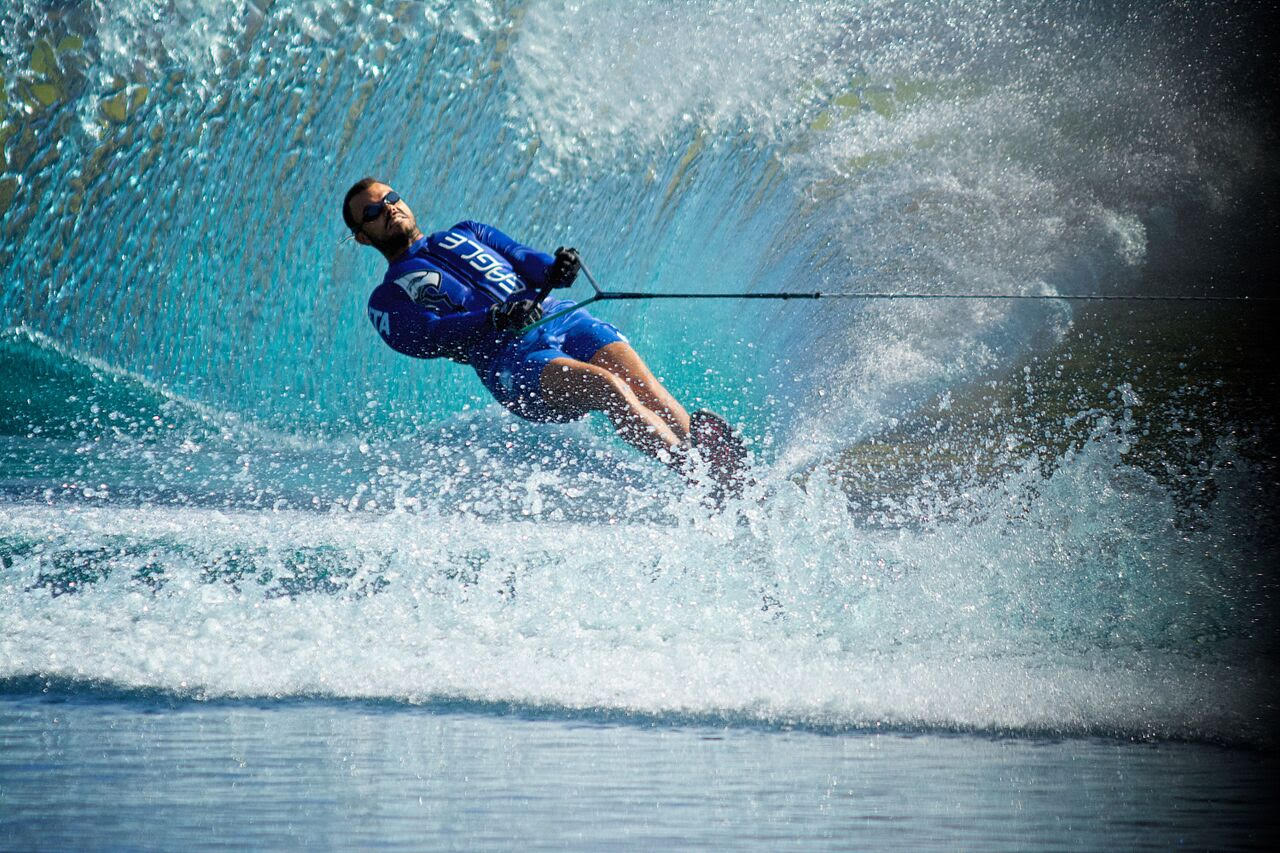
left=367, top=221, right=626, bottom=422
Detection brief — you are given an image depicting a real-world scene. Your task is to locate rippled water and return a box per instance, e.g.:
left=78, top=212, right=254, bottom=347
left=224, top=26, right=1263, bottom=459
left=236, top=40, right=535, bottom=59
left=2, top=695, right=1274, bottom=851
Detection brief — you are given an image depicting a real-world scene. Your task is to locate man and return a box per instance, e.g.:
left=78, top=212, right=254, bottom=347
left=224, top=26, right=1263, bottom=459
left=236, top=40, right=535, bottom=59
left=342, top=177, right=744, bottom=490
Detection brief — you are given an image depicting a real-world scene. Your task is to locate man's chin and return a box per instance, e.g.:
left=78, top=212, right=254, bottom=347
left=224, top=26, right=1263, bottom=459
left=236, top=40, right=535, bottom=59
left=372, top=232, right=411, bottom=256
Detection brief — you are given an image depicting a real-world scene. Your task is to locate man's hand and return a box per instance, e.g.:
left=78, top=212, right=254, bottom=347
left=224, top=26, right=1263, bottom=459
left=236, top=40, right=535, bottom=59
left=547, top=247, right=580, bottom=288
left=488, top=299, right=543, bottom=331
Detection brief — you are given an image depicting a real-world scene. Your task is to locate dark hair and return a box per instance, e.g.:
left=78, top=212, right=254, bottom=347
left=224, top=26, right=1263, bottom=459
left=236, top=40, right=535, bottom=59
left=342, top=176, right=380, bottom=232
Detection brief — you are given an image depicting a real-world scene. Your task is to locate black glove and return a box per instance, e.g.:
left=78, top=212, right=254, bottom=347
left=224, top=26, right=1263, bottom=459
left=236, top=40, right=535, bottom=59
left=547, top=246, right=580, bottom=289
left=487, top=299, right=543, bottom=331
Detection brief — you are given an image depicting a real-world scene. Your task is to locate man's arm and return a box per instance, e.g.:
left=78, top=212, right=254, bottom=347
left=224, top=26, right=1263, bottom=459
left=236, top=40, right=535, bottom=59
left=369, top=284, right=491, bottom=361
left=453, top=221, right=555, bottom=288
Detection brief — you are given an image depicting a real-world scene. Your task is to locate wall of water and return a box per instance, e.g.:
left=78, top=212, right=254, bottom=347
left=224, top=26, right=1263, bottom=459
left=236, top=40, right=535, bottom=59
left=3, top=0, right=1271, bottom=442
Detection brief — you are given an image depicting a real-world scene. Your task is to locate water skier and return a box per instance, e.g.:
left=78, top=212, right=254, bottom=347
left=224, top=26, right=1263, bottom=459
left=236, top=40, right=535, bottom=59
left=342, top=178, right=745, bottom=494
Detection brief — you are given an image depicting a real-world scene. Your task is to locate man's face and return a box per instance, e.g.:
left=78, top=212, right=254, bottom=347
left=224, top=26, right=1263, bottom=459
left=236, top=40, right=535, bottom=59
left=349, top=182, right=418, bottom=254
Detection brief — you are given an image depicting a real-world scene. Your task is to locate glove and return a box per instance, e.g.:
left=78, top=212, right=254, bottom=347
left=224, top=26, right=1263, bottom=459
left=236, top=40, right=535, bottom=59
left=487, top=299, right=543, bottom=331
left=547, top=246, right=580, bottom=288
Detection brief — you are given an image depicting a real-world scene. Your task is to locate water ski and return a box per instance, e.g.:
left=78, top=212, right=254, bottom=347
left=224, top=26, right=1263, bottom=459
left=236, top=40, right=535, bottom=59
left=687, top=409, right=749, bottom=503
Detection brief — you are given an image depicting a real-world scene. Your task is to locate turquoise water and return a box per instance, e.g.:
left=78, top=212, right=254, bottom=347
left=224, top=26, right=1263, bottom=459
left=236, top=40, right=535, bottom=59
left=2, top=0, right=1277, bottom=847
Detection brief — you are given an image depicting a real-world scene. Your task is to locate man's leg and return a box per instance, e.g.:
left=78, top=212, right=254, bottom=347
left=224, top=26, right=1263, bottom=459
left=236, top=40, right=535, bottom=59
left=539, top=357, right=683, bottom=461
left=588, top=341, right=691, bottom=440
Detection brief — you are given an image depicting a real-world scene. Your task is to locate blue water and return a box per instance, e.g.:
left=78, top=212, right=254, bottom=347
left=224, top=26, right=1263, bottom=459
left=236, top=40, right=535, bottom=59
left=2, top=694, right=1274, bottom=851
left=2, top=0, right=1278, bottom=847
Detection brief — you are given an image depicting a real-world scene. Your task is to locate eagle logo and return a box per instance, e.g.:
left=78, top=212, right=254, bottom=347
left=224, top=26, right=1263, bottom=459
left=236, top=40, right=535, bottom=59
left=395, top=270, right=464, bottom=312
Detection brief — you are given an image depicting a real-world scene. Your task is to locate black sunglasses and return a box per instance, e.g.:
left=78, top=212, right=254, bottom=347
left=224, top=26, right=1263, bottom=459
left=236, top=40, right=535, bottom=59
left=362, top=191, right=401, bottom=223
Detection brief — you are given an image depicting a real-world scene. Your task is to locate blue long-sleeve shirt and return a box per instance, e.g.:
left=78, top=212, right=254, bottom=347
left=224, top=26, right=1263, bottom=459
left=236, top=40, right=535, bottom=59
left=366, top=221, right=572, bottom=368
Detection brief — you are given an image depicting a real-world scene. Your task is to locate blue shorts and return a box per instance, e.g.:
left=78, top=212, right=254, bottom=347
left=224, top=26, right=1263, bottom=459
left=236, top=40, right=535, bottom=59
left=475, top=307, right=627, bottom=423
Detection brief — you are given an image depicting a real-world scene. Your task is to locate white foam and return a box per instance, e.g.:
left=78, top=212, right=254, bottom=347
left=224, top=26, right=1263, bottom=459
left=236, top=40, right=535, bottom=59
left=2, top=427, right=1271, bottom=743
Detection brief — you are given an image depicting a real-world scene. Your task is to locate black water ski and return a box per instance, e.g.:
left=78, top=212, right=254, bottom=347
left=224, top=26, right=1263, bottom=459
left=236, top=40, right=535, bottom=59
left=688, top=409, right=749, bottom=504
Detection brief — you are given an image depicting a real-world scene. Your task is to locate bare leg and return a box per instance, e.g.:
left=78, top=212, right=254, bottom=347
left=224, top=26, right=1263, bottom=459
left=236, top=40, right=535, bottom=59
left=589, top=341, right=691, bottom=440
left=539, top=357, right=683, bottom=461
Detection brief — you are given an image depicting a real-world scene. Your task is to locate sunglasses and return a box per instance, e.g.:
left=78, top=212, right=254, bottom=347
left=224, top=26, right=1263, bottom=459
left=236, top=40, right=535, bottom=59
left=362, top=191, right=401, bottom=223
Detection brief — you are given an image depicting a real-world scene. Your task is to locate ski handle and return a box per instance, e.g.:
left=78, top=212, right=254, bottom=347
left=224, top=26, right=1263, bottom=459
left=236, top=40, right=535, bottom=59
left=518, top=260, right=607, bottom=335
